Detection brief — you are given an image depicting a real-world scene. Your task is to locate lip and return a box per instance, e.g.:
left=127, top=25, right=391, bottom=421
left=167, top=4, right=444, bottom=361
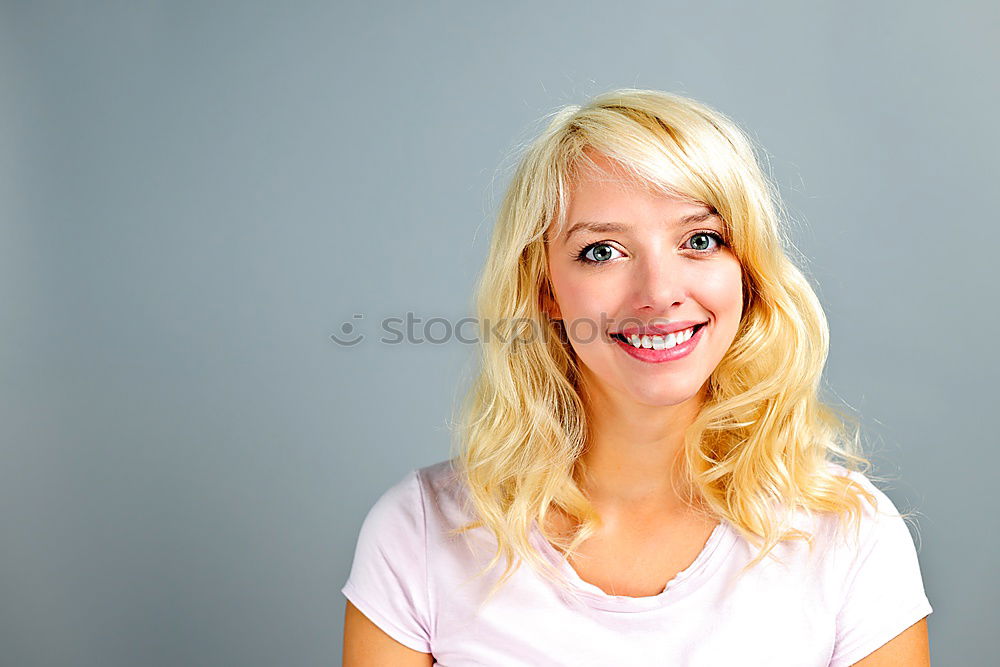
left=612, top=320, right=706, bottom=337
left=613, top=322, right=706, bottom=363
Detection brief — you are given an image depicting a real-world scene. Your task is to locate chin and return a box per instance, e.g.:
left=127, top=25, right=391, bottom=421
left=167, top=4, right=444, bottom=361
left=625, top=383, right=704, bottom=408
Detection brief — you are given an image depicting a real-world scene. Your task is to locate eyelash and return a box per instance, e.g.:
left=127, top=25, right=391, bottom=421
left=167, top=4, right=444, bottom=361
left=572, top=231, right=727, bottom=265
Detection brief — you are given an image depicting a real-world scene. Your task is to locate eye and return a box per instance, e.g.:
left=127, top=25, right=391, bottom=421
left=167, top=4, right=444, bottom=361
left=574, top=242, right=625, bottom=265
left=684, top=231, right=726, bottom=253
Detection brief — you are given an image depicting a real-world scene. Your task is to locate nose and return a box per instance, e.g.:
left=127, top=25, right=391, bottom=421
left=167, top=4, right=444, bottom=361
left=631, top=253, right=686, bottom=313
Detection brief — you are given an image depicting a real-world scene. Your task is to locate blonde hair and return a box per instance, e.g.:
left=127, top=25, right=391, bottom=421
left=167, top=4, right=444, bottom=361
left=446, top=88, right=878, bottom=607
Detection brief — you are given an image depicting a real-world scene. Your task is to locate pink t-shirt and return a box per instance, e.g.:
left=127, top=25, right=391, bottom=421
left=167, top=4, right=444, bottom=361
left=342, top=459, right=932, bottom=666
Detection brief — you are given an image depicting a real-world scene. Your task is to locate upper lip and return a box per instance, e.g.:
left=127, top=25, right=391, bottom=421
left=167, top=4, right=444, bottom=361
left=611, top=321, right=706, bottom=337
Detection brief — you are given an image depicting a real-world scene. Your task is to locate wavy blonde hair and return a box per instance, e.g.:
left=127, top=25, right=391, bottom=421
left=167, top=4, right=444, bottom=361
left=446, top=88, right=878, bottom=607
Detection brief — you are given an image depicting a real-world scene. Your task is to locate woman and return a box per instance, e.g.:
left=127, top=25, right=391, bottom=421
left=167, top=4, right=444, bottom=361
left=342, top=89, right=932, bottom=666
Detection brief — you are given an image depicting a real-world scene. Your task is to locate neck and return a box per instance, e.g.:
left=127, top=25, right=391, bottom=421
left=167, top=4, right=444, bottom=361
left=575, top=376, right=709, bottom=512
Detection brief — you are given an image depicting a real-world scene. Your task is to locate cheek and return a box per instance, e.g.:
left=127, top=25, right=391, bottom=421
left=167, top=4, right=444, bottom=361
left=549, top=267, right=614, bottom=316
left=567, top=280, right=613, bottom=311
left=694, top=261, right=743, bottom=314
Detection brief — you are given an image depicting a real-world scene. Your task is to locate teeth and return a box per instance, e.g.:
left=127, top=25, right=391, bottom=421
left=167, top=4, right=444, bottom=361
left=625, top=326, right=698, bottom=350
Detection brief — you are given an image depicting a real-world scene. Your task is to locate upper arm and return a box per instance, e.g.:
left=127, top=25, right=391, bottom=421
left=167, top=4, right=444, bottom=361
left=340, top=470, right=435, bottom=654
left=851, top=616, right=929, bottom=666
left=343, top=600, right=435, bottom=667
left=829, top=469, right=933, bottom=666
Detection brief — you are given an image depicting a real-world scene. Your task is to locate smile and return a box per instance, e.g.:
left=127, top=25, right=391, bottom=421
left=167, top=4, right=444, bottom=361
left=610, top=323, right=706, bottom=363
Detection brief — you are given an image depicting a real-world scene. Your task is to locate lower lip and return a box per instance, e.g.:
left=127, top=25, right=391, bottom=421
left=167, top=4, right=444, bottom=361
left=612, top=325, right=706, bottom=363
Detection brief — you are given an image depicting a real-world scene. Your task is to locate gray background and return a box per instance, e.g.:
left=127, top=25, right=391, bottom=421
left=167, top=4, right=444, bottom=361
left=1, top=1, right=996, bottom=665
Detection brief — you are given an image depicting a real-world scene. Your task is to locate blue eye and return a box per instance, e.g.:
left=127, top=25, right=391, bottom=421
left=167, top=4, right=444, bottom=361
left=685, top=231, right=726, bottom=252
left=574, top=242, right=624, bottom=264
left=573, top=232, right=726, bottom=265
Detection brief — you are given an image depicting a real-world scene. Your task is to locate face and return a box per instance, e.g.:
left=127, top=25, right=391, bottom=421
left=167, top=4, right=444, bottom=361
left=544, top=151, right=744, bottom=408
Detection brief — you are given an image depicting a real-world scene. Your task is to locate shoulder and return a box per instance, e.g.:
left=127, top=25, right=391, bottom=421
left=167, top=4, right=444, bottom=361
left=416, top=457, right=462, bottom=494
left=769, top=461, right=928, bottom=599
left=361, top=468, right=424, bottom=533
left=823, top=459, right=884, bottom=500
left=415, top=458, right=477, bottom=528
left=819, top=461, right=916, bottom=549
left=357, top=459, right=465, bottom=539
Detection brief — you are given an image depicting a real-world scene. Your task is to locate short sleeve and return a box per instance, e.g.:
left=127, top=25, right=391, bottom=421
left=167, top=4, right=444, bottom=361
left=341, top=469, right=432, bottom=653
left=829, top=470, right=933, bottom=667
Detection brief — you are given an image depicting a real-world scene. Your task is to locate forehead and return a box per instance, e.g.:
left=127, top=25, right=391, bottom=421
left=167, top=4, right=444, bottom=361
left=549, top=152, right=714, bottom=241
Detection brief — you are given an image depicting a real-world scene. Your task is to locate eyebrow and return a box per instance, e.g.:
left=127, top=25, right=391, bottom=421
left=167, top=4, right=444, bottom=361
left=563, top=210, right=720, bottom=240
